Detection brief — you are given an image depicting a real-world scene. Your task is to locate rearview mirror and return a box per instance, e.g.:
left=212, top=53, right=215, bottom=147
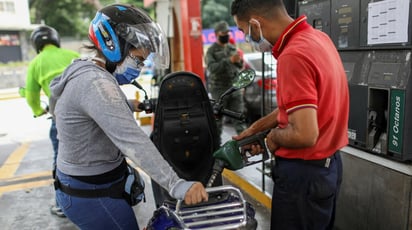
left=232, top=69, right=255, bottom=89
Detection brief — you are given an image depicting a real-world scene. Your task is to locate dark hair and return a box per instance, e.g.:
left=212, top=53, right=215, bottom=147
left=82, top=43, right=99, bottom=55
left=231, top=0, right=284, bottom=21
left=82, top=43, right=117, bottom=73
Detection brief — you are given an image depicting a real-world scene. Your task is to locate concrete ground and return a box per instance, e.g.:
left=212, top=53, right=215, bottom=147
left=0, top=90, right=272, bottom=230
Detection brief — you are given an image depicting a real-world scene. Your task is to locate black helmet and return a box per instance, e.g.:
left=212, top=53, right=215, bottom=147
left=30, top=25, right=60, bottom=53
left=89, top=4, right=169, bottom=68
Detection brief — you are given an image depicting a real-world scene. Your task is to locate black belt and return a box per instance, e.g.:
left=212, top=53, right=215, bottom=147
left=276, top=153, right=336, bottom=168
left=54, top=177, right=124, bottom=199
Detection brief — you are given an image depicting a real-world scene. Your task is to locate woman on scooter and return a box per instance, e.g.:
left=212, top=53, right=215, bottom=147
left=49, top=4, right=208, bottom=229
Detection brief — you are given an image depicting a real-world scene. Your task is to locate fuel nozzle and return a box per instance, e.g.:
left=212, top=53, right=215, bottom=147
left=206, top=130, right=270, bottom=187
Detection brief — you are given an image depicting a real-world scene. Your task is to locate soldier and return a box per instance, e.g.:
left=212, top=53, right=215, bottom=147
left=205, top=21, right=247, bottom=144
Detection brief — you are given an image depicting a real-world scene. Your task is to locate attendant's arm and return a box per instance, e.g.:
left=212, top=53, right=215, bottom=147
left=233, top=108, right=279, bottom=141
left=266, top=108, right=318, bottom=151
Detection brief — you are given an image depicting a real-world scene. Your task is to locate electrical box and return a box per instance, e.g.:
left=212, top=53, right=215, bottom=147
left=297, top=0, right=331, bottom=36
left=331, top=0, right=361, bottom=49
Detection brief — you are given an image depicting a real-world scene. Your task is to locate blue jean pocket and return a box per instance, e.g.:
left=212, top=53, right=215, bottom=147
left=56, top=187, right=72, bottom=210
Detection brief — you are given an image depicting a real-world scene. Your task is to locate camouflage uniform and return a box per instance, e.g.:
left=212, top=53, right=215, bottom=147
left=206, top=40, right=246, bottom=144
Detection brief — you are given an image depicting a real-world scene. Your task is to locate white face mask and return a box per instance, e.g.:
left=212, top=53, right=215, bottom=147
left=245, top=19, right=273, bottom=52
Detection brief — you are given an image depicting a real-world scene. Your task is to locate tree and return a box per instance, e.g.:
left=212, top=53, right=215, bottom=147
left=29, top=0, right=95, bottom=38
left=29, top=0, right=153, bottom=39
left=201, top=0, right=235, bottom=30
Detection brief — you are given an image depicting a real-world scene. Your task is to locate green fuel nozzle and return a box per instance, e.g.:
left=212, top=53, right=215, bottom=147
left=206, top=130, right=270, bottom=187
left=214, top=140, right=245, bottom=170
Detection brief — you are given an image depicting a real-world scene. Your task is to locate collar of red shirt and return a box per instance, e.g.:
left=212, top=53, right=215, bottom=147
left=272, top=15, right=310, bottom=59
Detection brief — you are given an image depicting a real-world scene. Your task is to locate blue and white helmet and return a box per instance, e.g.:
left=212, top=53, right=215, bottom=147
left=88, top=4, right=169, bottom=68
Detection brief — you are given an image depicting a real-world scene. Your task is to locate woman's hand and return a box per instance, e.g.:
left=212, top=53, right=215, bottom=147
left=184, top=182, right=208, bottom=205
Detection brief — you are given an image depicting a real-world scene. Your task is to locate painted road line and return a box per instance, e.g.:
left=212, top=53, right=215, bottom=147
left=0, top=94, right=21, bottom=101
left=0, top=142, right=30, bottom=179
left=222, top=169, right=272, bottom=210
left=0, top=179, right=53, bottom=194
left=0, top=88, right=22, bottom=101
left=0, top=170, right=51, bottom=186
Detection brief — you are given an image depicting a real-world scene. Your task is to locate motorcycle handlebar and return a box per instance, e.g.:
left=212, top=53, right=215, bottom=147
left=220, top=108, right=245, bottom=121
left=137, top=99, right=156, bottom=114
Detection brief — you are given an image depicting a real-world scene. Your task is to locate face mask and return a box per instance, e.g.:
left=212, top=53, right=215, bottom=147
left=245, top=20, right=273, bottom=52
left=113, top=55, right=144, bottom=85
left=218, top=34, right=230, bottom=44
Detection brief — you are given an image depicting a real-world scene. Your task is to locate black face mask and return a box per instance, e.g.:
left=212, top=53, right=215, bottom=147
left=218, top=34, right=230, bottom=44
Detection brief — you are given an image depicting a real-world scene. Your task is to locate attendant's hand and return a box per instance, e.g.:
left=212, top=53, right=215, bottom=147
left=233, top=126, right=255, bottom=141
left=265, top=129, right=280, bottom=153
left=233, top=128, right=264, bottom=155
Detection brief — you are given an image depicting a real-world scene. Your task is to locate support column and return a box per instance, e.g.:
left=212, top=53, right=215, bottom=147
left=179, top=0, right=204, bottom=81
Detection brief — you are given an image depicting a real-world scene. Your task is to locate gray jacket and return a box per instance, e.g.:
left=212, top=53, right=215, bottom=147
left=49, top=58, right=193, bottom=199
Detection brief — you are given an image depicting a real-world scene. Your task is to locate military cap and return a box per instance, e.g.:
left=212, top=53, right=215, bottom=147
left=214, top=21, right=230, bottom=33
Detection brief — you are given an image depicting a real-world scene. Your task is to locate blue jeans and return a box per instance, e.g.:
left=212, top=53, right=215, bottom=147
left=270, top=152, right=342, bottom=230
left=55, top=170, right=139, bottom=229
left=49, top=119, right=60, bottom=208
left=49, top=119, right=58, bottom=177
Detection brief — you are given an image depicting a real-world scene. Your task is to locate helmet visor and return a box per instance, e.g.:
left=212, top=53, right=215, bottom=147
left=116, top=22, right=169, bottom=69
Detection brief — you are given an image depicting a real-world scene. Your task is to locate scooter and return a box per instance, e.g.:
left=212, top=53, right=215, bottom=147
left=133, top=69, right=260, bottom=229
left=134, top=69, right=255, bottom=205
left=144, top=129, right=270, bottom=230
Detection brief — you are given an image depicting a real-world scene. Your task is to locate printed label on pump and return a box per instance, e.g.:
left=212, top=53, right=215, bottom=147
left=388, top=89, right=404, bottom=155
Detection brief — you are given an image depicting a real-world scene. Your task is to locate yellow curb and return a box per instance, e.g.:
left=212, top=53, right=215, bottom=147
left=222, top=169, right=272, bottom=210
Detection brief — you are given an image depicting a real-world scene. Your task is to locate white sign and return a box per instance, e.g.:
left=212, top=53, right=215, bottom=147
left=190, top=17, right=202, bottom=37
left=367, top=0, right=410, bottom=45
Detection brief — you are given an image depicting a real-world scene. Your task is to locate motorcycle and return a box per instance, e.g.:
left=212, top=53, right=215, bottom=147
left=133, top=69, right=261, bottom=229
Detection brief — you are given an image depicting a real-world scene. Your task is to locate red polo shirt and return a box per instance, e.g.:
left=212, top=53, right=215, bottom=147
left=272, top=15, right=349, bottom=160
